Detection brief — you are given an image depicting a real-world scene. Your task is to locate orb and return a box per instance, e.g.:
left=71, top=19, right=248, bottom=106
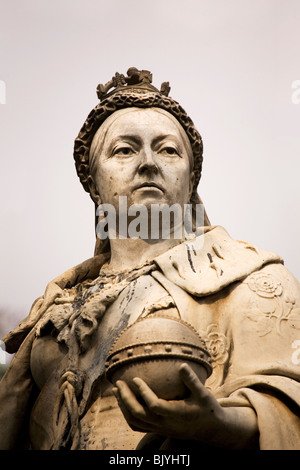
left=105, top=314, right=213, bottom=400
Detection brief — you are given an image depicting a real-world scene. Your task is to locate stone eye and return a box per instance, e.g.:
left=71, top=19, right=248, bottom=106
left=113, top=146, right=134, bottom=156
left=160, top=146, right=179, bottom=156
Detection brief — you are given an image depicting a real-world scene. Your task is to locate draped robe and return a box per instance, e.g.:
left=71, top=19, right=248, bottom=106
left=1, top=226, right=300, bottom=449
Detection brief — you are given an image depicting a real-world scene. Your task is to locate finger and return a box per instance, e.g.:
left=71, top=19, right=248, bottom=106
left=179, top=363, right=208, bottom=399
left=132, top=377, right=170, bottom=417
left=116, top=380, right=158, bottom=423
left=113, top=387, right=149, bottom=432
left=115, top=380, right=149, bottom=420
left=113, top=382, right=160, bottom=432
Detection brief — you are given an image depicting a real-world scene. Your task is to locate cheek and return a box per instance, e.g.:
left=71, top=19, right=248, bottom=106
left=93, top=165, right=115, bottom=202
left=169, top=164, right=191, bottom=195
left=94, top=163, right=133, bottom=204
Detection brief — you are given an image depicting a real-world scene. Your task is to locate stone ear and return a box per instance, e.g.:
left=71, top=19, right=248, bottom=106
left=87, top=174, right=102, bottom=206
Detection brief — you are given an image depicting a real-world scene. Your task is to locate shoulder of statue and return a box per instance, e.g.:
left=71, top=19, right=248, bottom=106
left=3, top=253, right=109, bottom=353
left=153, top=226, right=283, bottom=298
left=237, top=261, right=300, bottom=311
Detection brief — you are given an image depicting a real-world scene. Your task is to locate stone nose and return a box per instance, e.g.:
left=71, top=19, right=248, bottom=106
left=137, top=147, right=159, bottom=175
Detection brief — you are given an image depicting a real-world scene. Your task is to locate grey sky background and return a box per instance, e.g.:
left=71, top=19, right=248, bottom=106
left=0, top=0, right=299, bottom=336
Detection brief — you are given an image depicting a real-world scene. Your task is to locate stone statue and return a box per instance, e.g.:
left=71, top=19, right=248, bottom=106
left=1, top=68, right=300, bottom=450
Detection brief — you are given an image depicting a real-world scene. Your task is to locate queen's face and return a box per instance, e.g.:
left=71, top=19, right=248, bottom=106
left=91, top=108, right=194, bottom=213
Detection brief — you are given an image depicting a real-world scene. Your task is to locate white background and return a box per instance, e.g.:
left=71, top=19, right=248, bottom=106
left=0, top=0, right=299, bottom=336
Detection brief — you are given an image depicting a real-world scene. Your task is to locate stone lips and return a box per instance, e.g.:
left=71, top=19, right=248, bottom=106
left=105, top=314, right=213, bottom=400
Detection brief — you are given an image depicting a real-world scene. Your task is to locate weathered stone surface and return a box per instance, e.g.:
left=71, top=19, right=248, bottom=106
left=0, top=69, right=299, bottom=450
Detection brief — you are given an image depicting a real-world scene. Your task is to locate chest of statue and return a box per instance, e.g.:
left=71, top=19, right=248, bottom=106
left=29, top=272, right=181, bottom=449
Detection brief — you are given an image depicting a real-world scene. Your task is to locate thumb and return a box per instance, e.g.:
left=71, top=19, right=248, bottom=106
left=179, top=363, right=208, bottom=399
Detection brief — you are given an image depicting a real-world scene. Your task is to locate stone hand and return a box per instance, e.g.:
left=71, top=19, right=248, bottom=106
left=113, top=363, right=259, bottom=449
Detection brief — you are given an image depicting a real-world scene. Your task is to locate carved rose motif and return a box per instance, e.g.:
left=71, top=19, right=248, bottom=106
left=246, top=271, right=300, bottom=336
left=247, top=272, right=283, bottom=299
left=201, top=324, right=229, bottom=390
left=205, top=324, right=229, bottom=365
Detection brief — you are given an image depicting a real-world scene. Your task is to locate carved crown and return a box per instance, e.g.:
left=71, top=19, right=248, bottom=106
left=96, top=67, right=171, bottom=101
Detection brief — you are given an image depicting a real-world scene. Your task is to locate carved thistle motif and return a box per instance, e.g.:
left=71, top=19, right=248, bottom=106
left=246, top=272, right=300, bottom=336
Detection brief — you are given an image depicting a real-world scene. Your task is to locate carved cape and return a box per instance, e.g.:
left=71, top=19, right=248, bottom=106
left=1, top=226, right=300, bottom=449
